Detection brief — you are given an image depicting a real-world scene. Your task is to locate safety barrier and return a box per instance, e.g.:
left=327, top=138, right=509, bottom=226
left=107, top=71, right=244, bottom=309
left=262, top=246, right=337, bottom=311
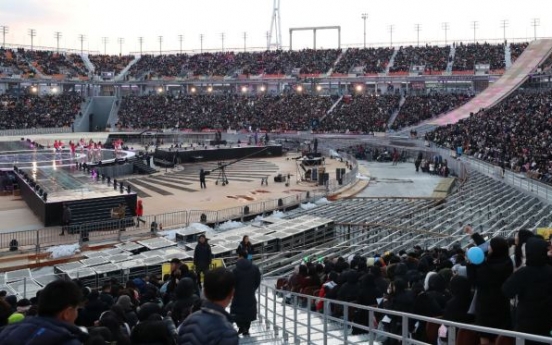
left=258, top=282, right=552, bottom=345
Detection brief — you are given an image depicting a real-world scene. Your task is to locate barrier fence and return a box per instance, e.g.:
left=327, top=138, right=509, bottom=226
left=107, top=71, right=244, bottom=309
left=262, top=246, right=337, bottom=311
left=0, top=153, right=357, bottom=252
left=259, top=282, right=552, bottom=345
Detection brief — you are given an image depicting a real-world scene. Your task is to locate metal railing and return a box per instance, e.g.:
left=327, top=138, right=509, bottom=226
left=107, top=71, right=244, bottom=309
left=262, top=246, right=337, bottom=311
left=258, top=282, right=552, bottom=345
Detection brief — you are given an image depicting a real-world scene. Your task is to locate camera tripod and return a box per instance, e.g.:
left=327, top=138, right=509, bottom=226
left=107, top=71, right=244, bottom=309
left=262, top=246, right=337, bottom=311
left=215, top=165, right=229, bottom=186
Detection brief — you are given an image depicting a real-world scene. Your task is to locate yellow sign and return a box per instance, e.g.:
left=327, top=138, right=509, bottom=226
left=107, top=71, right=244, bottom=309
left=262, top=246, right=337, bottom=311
left=161, top=259, right=226, bottom=281
left=537, top=228, right=552, bottom=240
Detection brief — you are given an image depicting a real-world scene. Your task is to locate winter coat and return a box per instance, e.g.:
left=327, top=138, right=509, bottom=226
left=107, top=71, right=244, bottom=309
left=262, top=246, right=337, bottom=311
left=337, top=270, right=360, bottom=302
left=467, top=248, right=513, bottom=330
left=193, top=241, right=212, bottom=270
left=502, top=237, right=552, bottom=336
left=177, top=301, right=238, bottom=345
left=0, top=316, right=88, bottom=345
left=443, top=275, right=473, bottom=324
left=230, top=258, right=261, bottom=323
left=236, top=241, right=253, bottom=258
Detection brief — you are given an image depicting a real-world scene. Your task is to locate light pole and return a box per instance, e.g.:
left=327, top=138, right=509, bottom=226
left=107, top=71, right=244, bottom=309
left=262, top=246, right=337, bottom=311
left=158, top=36, right=163, bottom=55
left=243, top=32, right=247, bottom=52
left=101, top=37, right=108, bottom=55
left=117, top=38, right=124, bottom=55
left=361, top=13, right=368, bottom=48
left=200, top=34, right=204, bottom=53
left=441, top=22, right=450, bottom=45
left=414, top=24, right=422, bottom=46
left=178, top=34, right=183, bottom=54
left=28, top=28, right=37, bottom=51
left=266, top=31, right=270, bottom=50
left=388, top=25, right=394, bottom=47
left=0, top=26, right=8, bottom=47
left=78, top=34, right=86, bottom=55
left=531, top=18, right=540, bottom=41
left=138, top=37, right=144, bottom=55
left=500, top=20, right=509, bottom=43
left=54, top=31, right=62, bottom=52
left=221, top=33, right=225, bottom=52
left=471, top=21, right=479, bottom=44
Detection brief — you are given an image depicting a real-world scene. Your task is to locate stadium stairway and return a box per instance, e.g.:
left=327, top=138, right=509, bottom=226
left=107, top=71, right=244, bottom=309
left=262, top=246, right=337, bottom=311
left=505, top=42, right=512, bottom=69
left=327, top=49, right=346, bottom=76
left=81, top=54, right=96, bottom=75
left=66, top=195, right=134, bottom=233
left=386, top=95, right=405, bottom=128
left=320, top=96, right=343, bottom=122
left=446, top=44, right=455, bottom=73
left=427, top=39, right=552, bottom=126
left=114, top=55, right=140, bottom=81
left=385, top=47, right=399, bottom=74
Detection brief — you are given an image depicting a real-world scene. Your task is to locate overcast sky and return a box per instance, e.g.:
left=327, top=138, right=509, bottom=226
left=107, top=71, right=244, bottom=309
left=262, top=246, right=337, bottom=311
left=1, top=0, right=550, bottom=54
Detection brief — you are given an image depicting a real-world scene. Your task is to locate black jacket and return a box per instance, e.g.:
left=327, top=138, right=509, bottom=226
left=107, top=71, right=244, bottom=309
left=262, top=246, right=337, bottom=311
left=177, top=301, right=238, bottom=345
left=443, top=275, right=474, bottom=324
left=467, top=252, right=513, bottom=330
left=193, top=241, right=212, bottom=270
left=236, top=241, right=253, bottom=258
left=230, top=258, right=261, bottom=323
left=0, top=316, right=88, bottom=345
left=502, top=237, right=552, bottom=336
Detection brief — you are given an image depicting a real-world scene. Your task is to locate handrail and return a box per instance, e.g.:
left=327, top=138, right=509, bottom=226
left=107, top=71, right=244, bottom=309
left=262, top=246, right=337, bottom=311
left=259, top=282, right=552, bottom=345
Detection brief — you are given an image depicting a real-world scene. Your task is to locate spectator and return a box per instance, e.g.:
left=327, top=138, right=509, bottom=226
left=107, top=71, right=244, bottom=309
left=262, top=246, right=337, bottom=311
left=193, top=234, right=213, bottom=289
left=230, top=250, right=261, bottom=336
left=0, top=280, right=88, bottom=345
left=452, top=42, right=505, bottom=71
left=236, top=235, right=253, bottom=260
left=177, top=267, right=238, bottom=345
left=390, top=45, right=450, bottom=73
left=510, top=42, right=529, bottom=63
left=502, top=237, right=552, bottom=343
left=334, top=47, right=393, bottom=74
left=89, top=55, right=134, bottom=76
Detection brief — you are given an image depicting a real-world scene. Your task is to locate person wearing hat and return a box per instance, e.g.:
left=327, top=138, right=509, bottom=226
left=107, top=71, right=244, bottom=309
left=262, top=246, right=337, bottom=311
left=194, top=234, right=213, bottom=290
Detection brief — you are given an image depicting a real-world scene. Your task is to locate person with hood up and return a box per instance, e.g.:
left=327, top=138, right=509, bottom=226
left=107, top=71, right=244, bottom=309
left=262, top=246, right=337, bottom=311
left=352, top=274, right=382, bottom=335
left=443, top=275, right=473, bottom=324
left=502, top=237, right=552, bottom=343
left=231, top=251, right=261, bottom=336
left=425, top=272, right=451, bottom=313
left=115, top=295, right=138, bottom=329
left=193, top=234, right=213, bottom=289
left=337, top=270, right=360, bottom=302
left=467, top=237, right=513, bottom=345
left=165, top=277, right=201, bottom=326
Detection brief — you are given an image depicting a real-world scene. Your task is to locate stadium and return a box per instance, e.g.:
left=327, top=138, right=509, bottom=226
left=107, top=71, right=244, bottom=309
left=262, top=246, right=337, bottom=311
left=0, top=0, right=551, bottom=344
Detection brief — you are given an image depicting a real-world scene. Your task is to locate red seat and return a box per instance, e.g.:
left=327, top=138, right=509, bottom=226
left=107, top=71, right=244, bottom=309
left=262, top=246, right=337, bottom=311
left=456, top=328, right=479, bottom=345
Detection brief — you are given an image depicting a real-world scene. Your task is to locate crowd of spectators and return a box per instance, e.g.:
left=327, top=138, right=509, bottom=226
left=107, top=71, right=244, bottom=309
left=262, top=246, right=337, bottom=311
left=127, top=54, right=188, bottom=79
left=89, top=55, right=134, bottom=76
left=0, top=48, right=35, bottom=76
left=0, top=93, right=84, bottom=129
left=391, top=93, right=473, bottom=130
left=333, top=48, right=393, bottom=74
left=452, top=42, right=505, bottom=71
left=318, top=94, right=400, bottom=133
left=278, top=227, right=552, bottom=343
left=390, top=45, right=451, bottom=73
left=426, top=89, right=552, bottom=183
left=510, top=42, right=529, bottom=63
left=22, top=50, right=88, bottom=77
left=117, top=94, right=336, bottom=131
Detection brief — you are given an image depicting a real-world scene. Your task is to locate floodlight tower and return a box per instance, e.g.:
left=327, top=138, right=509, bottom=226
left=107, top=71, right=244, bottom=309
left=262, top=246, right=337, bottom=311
left=178, top=34, right=183, bottom=54
left=267, top=0, right=282, bottom=50
left=243, top=32, right=247, bottom=52
left=138, top=37, right=144, bottom=55
left=54, top=31, right=62, bottom=52
left=158, top=36, right=163, bottom=55
left=388, top=25, right=395, bottom=47
left=117, top=37, right=124, bottom=55
left=101, top=37, right=109, bottom=54
left=441, top=22, right=450, bottom=45
left=414, top=24, right=422, bottom=46
left=78, top=34, right=86, bottom=55
left=531, top=18, right=540, bottom=41
left=500, top=20, right=509, bottom=43
left=361, top=13, right=368, bottom=48
left=471, top=21, right=479, bottom=44
left=28, top=29, right=37, bottom=51
left=0, top=26, right=8, bottom=47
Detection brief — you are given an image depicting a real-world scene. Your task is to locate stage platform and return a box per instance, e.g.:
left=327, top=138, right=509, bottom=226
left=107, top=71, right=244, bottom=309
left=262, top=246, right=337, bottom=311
left=153, top=144, right=283, bottom=165
left=0, top=141, right=138, bottom=227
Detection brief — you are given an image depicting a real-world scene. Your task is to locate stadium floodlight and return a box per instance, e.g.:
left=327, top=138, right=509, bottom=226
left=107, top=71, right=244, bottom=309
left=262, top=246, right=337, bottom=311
left=441, top=23, right=450, bottom=45
left=471, top=21, right=479, bottom=44
left=30, top=86, right=37, bottom=93
left=117, top=38, right=124, bottom=55
left=190, top=86, right=196, bottom=93
left=157, top=87, right=163, bottom=94
left=51, top=87, right=58, bottom=94
left=531, top=18, right=540, bottom=41
left=361, top=13, right=368, bottom=48
left=0, top=26, right=8, bottom=47
left=316, top=85, right=322, bottom=92
left=101, top=37, right=109, bottom=55
left=355, top=84, right=363, bottom=93
left=221, top=33, right=225, bottom=52
left=158, top=36, right=163, bottom=55
left=78, top=34, right=86, bottom=55
left=200, top=34, right=204, bottom=53
left=296, top=85, right=303, bottom=93
left=387, top=25, right=394, bottom=47
left=243, top=32, right=247, bottom=52
left=241, top=86, right=248, bottom=93
left=414, top=24, right=422, bottom=46
left=500, top=20, right=509, bottom=43
left=54, top=32, right=62, bottom=52
left=207, top=86, right=213, bottom=93
left=259, top=85, right=266, bottom=92
left=28, top=29, right=37, bottom=51
left=138, top=37, right=144, bottom=56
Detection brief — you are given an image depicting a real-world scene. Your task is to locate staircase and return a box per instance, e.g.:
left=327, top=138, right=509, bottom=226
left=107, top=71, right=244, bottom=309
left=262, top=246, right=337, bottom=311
left=319, top=96, right=343, bottom=122
left=73, top=98, right=93, bottom=132
left=385, top=48, right=399, bottom=74
left=114, top=56, right=141, bottom=81
left=387, top=95, right=406, bottom=128
left=327, top=49, right=347, bottom=76
left=81, top=54, right=96, bottom=75
left=505, top=42, right=512, bottom=69
left=446, top=44, right=455, bottom=73
left=66, top=196, right=134, bottom=234
left=131, top=158, right=158, bottom=175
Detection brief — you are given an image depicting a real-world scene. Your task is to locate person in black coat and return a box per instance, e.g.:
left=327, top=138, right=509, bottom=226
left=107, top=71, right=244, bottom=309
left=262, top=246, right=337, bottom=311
left=443, top=275, right=473, bottom=324
left=193, top=234, right=213, bottom=289
left=230, top=252, right=261, bottom=336
left=467, top=237, right=513, bottom=344
left=502, top=237, right=552, bottom=343
left=236, top=235, right=253, bottom=260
